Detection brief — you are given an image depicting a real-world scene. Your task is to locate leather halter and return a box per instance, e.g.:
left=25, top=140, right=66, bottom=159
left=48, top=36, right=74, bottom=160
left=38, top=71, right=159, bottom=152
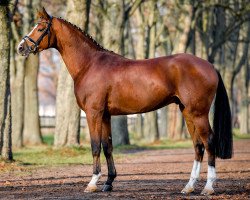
left=23, top=15, right=53, bottom=54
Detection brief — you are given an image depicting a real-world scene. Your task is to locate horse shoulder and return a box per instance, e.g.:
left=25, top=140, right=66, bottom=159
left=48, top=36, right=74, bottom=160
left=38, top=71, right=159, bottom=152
left=74, top=68, right=110, bottom=112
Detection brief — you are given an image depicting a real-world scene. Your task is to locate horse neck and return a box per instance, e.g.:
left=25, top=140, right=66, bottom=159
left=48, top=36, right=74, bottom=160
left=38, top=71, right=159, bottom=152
left=53, top=18, right=103, bottom=80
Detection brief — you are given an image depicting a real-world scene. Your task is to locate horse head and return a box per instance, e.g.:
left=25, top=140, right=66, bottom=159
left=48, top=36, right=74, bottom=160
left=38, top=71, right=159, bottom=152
left=17, top=7, right=55, bottom=57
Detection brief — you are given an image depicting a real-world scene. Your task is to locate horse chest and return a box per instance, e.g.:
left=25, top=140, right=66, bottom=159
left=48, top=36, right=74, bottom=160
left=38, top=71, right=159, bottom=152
left=74, top=80, right=107, bottom=112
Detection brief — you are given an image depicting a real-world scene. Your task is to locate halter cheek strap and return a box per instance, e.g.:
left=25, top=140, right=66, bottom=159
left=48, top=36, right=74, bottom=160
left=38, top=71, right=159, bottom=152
left=23, top=15, right=53, bottom=54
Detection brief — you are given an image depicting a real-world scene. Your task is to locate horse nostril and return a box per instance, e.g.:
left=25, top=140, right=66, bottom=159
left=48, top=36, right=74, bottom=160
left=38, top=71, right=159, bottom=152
left=18, top=45, right=23, bottom=51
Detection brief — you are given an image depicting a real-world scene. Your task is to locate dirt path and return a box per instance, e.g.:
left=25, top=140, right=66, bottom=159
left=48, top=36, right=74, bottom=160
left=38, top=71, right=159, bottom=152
left=0, top=139, right=249, bottom=199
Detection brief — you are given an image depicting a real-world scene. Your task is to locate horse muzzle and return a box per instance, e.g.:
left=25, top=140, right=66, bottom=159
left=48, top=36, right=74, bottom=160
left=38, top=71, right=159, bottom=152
left=17, top=40, right=32, bottom=57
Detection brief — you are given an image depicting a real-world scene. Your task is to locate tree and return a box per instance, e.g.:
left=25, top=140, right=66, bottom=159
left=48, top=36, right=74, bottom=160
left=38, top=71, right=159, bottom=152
left=54, top=0, right=91, bottom=147
left=133, top=6, right=145, bottom=139
left=101, top=0, right=130, bottom=146
left=0, top=1, right=13, bottom=160
left=10, top=0, right=25, bottom=147
left=194, top=1, right=250, bottom=131
left=143, top=0, right=159, bottom=142
left=158, top=0, right=192, bottom=140
left=240, top=58, right=250, bottom=134
left=10, top=0, right=42, bottom=146
left=22, top=0, right=42, bottom=145
left=238, top=20, right=250, bottom=134
left=100, top=0, right=143, bottom=146
left=230, top=19, right=250, bottom=128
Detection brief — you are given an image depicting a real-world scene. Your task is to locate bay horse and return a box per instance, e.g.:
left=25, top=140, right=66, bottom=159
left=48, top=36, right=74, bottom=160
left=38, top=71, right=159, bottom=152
left=17, top=8, right=232, bottom=195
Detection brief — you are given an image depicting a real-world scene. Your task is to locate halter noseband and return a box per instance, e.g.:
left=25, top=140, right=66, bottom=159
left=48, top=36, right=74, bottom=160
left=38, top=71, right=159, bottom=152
left=23, top=15, right=53, bottom=54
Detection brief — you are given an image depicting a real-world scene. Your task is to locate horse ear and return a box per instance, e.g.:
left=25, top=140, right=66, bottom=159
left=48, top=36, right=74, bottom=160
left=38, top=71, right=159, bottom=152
left=37, top=9, right=43, bottom=19
left=37, top=7, right=50, bottom=20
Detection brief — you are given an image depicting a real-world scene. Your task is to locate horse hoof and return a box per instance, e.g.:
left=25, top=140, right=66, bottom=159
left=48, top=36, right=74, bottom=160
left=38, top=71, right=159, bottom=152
left=181, top=187, right=194, bottom=194
left=102, top=184, right=113, bottom=192
left=201, top=188, right=214, bottom=195
left=84, top=185, right=98, bottom=193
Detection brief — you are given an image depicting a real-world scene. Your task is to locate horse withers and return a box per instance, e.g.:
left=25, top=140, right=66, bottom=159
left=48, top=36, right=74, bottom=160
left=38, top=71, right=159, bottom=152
left=17, top=8, right=232, bottom=195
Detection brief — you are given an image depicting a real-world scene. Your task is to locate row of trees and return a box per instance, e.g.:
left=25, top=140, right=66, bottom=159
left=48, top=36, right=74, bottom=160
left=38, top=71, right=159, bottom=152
left=0, top=0, right=250, bottom=161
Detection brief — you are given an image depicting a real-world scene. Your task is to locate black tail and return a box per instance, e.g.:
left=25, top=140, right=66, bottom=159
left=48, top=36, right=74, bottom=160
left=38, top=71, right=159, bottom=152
left=213, top=71, right=233, bottom=159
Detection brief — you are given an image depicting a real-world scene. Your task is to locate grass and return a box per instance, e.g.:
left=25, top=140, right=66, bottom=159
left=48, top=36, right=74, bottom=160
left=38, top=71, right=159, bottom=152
left=114, top=139, right=193, bottom=153
left=6, top=131, right=250, bottom=170
left=13, top=146, right=93, bottom=166
left=10, top=134, right=93, bottom=167
left=143, top=139, right=193, bottom=149
left=11, top=134, right=132, bottom=167
left=233, top=129, right=250, bottom=140
left=10, top=134, right=193, bottom=168
left=42, top=134, right=54, bottom=146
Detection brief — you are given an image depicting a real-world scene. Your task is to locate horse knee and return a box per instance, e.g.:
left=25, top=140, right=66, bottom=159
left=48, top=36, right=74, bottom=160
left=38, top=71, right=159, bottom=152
left=92, top=148, right=101, bottom=156
left=91, top=139, right=101, bottom=156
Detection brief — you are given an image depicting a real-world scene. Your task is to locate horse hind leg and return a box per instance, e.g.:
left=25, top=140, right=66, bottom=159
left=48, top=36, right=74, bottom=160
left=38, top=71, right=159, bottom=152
left=181, top=108, right=216, bottom=195
left=181, top=116, right=205, bottom=194
left=200, top=124, right=216, bottom=195
left=191, top=115, right=216, bottom=195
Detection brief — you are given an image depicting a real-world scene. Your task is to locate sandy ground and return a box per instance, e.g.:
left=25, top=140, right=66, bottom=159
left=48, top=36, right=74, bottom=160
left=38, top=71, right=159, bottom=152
left=0, top=139, right=249, bottom=199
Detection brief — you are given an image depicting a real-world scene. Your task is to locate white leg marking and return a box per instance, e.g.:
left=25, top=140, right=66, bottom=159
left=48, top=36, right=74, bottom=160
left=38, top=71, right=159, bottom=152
left=181, top=160, right=201, bottom=193
left=202, top=165, right=216, bottom=195
left=88, top=173, right=102, bottom=186
left=84, top=173, right=102, bottom=192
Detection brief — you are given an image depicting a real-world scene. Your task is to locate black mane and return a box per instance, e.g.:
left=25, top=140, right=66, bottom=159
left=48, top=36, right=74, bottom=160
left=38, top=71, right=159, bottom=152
left=57, top=17, right=108, bottom=51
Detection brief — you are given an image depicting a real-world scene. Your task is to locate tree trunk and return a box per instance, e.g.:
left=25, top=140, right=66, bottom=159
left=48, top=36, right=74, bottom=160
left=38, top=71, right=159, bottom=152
left=134, top=7, right=145, bottom=139
left=54, top=0, right=90, bottom=147
left=231, top=20, right=250, bottom=129
left=111, top=116, right=130, bottom=146
left=54, top=65, right=80, bottom=146
left=10, top=42, right=25, bottom=148
left=22, top=0, right=42, bottom=145
left=10, top=0, right=29, bottom=147
left=240, top=73, right=249, bottom=134
left=23, top=54, right=42, bottom=144
left=159, top=107, right=168, bottom=139
left=135, top=114, right=143, bottom=139
left=239, top=33, right=250, bottom=134
left=166, top=3, right=191, bottom=140
left=0, top=4, right=13, bottom=160
left=101, top=0, right=132, bottom=146
left=143, top=112, right=158, bottom=142
left=143, top=0, right=159, bottom=142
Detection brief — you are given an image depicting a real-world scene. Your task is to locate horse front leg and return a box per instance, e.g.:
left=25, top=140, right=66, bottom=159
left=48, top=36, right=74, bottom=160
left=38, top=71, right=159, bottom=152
left=84, top=109, right=103, bottom=193
left=101, top=113, right=117, bottom=192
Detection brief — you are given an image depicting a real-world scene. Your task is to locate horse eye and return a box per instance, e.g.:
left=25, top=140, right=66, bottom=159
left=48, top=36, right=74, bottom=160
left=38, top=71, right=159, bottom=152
left=38, top=28, right=44, bottom=32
